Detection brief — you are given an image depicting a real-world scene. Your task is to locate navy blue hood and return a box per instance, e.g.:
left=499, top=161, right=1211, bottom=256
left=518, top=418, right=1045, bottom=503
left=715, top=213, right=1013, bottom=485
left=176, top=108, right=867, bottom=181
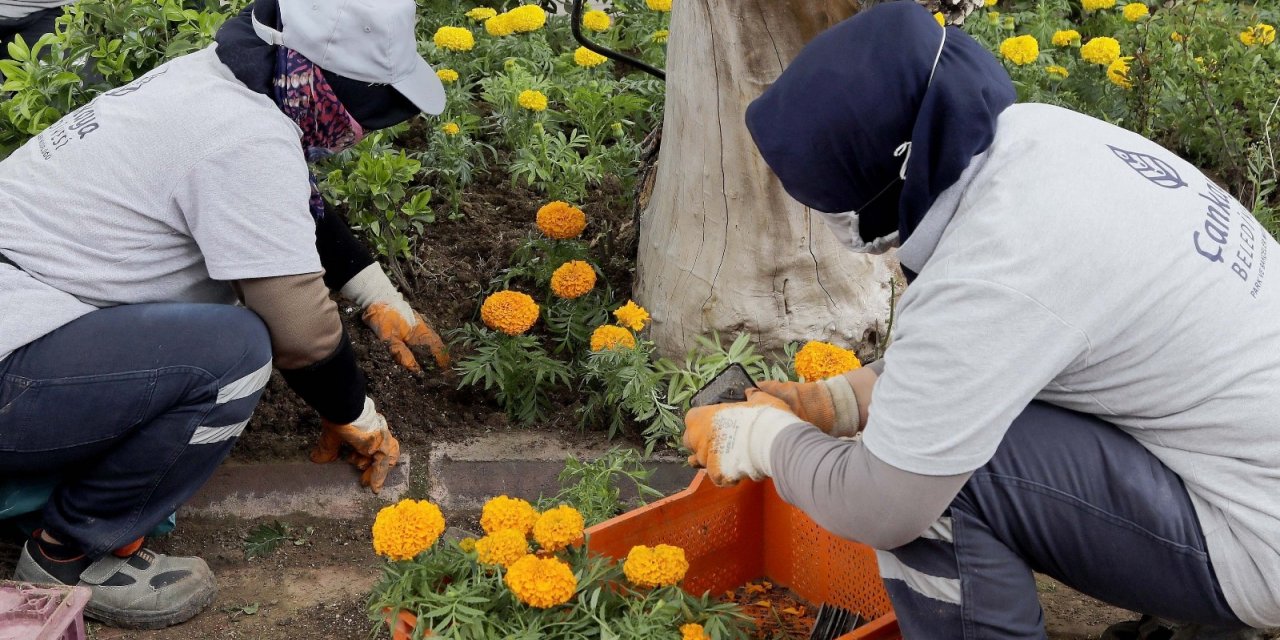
left=745, top=1, right=1015, bottom=247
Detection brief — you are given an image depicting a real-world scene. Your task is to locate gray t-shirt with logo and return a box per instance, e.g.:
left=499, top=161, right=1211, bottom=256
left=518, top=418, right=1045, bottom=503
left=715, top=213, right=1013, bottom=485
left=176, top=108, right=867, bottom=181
left=0, top=45, right=320, bottom=361
left=851, top=103, right=1279, bottom=626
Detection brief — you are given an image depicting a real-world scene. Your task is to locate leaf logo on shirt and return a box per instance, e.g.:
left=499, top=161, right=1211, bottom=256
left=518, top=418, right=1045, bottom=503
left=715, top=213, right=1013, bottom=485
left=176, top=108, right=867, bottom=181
left=1108, top=145, right=1187, bottom=189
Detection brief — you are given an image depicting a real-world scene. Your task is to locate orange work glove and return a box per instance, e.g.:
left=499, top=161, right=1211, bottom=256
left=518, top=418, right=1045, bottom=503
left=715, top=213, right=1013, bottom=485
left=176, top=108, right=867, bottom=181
left=311, top=397, right=400, bottom=493
left=341, top=264, right=449, bottom=374
left=682, top=391, right=799, bottom=487
left=363, top=303, right=449, bottom=373
left=754, top=375, right=862, bottom=437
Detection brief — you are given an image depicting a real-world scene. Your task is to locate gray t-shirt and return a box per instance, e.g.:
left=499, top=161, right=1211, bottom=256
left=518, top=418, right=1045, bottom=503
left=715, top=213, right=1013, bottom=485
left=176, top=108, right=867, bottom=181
left=861, top=103, right=1279, bottom=626
left=0, top=45, right=320, bottom=361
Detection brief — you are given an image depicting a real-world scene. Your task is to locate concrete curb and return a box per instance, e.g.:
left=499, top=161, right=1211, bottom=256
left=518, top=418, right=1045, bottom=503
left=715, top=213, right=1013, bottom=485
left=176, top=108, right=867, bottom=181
left=181, top=454, right=411, bottom=520
left=426, top=431, right=695, bottom=513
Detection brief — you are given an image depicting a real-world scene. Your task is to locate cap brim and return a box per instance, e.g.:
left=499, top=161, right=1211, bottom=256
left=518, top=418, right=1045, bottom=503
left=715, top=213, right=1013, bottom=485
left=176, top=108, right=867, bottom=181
left=393, top=58, right=446, bottom=116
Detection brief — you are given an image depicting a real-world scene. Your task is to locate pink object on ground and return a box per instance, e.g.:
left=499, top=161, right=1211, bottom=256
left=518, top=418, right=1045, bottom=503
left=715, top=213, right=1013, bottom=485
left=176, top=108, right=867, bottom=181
left=0, top=580, right=91, bottom=640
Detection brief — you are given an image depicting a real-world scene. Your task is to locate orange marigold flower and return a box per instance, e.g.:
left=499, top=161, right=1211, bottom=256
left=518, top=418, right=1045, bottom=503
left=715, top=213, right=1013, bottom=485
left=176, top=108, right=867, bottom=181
left=475, top=528, right=529, bottom=567
left=794, top=341, right=861, bottom=382
left=532, top=505, right=585, bottom=552
left=371, top=499, right=446, bottom=561
left=536, top=201, right=587, bottom=239
left=505, top=555, right=576, bottom=608
left=681, top=623, right=711, bottom=640
left=590, top=325, right=636, bottom=352
left=481, top=291, right=540, bottom=336
left=623, top=544, right=688, bottom=588
left=480, top=495, right=539, bottom=535
left=550, top=261, right=596, bottom=299
left=613, top=300, right=650, bottom=332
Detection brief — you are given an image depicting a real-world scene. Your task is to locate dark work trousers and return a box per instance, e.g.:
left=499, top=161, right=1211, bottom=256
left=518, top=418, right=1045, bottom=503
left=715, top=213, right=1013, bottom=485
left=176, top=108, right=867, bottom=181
left=0, top=7, right=62, bottom=51
left=0, top=303, right=272, bottom=558
left=879, top=402, right=1245, bottom=638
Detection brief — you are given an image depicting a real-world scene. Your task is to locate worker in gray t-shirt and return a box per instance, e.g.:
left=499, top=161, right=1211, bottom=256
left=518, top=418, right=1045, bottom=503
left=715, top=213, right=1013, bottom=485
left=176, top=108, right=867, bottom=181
left=686, top=4, right=1280, bottom=638
left=0, top=0, right=449, bottom=629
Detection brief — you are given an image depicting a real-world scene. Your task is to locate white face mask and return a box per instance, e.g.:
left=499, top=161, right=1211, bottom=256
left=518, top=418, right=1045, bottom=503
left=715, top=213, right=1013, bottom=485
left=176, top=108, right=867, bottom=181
left=815, top=25, right=946, bottom=257
left=815, top=209, right=901, bottom=254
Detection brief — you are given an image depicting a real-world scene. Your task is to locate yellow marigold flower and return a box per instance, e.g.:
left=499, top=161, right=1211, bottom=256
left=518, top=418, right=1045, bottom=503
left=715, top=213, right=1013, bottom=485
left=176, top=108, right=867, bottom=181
left=681, top=623, right=711, bottom=640
left=532, top=505, right=585, bottom=552
left=436, top=68, right=459, bottom=83
left=645, top=0, right=672, bottom=11
left=623, top=544, right=688, bottom=588
left=590, top=325, right=636, bottom=352
left=505, top=555, right=576, bottom=608
left=550, top=261, right=596, bottom=299
left=480, top=291, right=540, bottom=336
left=651, top=29, right=670, bottom=44
left=1107, top=56, right=1134, bottom=89
left=476, top=529, right=529, bottom=567
left=1045, top=65, right=1070, bottom=78
left=441, top=122, right=460, bottom=136
left=1240, top=24, right=1276, bottom=47
left=517, top=89, right=548, bottom=112
left=507, top=5, right=548, bottom=32
left=371, top=499, right=446, bottom=561
left=1170, top=31, right=1186, bottom=43
left=536, top=201, right=586, bottom=239
left=481, top=495, right=539, bottom=535
left=999, top=35, right=1039, bottom=65
left=1081, top=0, right=1115, bottom=11
left=984, top=0, right=997, bottom=5
left=458, top=537, right=477, bottom=553
left=574, top=46, right=608, bottom=68
left=466, top=7, right=498, bottom=21
left=583, top=9, right=611, bottom=32
left=1080, top=36, right=1121, bottom=65
left=1052, top=30, right=1081, bottom=47
left=933, top=12, right=945, bottom=27
left=486, top=13, right=514, bottom=36
left=433, top=26, right=475, bottom=52
left=794, top=341, right=861, bottom=382
left=613, top=300, right=650, bottom=332
left=1122, top=3, right=1148, bottom=21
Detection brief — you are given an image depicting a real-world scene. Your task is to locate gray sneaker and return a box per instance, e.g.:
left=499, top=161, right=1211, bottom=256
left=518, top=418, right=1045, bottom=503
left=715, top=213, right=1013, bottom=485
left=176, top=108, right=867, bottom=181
left=15, top=543, right=216, bottom=629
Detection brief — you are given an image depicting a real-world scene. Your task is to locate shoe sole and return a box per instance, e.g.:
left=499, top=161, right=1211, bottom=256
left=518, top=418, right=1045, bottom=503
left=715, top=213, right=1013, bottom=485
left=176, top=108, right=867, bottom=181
left=84, top=579, right=217, bottom=630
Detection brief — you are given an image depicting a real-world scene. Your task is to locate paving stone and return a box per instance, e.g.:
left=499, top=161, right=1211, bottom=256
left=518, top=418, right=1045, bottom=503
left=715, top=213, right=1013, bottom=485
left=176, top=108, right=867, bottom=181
left=427, top=431, right=694, bottom=513
left=181, top=454, right=411, bottom=520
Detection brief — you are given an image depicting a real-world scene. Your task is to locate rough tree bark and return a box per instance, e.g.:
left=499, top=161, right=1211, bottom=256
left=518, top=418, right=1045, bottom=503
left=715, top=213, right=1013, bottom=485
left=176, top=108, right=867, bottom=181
left=635, top=0, right=899, bottom=358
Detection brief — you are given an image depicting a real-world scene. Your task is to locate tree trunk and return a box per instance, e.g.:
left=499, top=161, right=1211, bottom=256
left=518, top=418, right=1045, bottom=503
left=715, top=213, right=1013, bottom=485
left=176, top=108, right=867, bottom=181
left=636, top=0, right=898, bottom=358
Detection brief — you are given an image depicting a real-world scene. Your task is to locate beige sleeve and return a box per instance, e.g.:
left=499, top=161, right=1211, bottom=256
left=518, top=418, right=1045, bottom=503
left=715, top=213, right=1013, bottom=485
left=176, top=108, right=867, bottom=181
left=236, top=273, right=343, bottom=370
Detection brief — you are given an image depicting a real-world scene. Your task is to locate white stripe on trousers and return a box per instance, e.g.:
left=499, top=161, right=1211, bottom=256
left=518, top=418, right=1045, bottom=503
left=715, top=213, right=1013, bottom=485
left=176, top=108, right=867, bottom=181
left=876, top=549, right=963, bottom=606
left=190, top=360, right=271, bottom=445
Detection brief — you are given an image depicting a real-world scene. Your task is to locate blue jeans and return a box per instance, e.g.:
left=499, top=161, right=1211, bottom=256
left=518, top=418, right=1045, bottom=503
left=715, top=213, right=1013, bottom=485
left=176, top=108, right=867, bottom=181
left=880, top=402, right=1244, bottom=638
left=0, top=303, right=272, bottom=558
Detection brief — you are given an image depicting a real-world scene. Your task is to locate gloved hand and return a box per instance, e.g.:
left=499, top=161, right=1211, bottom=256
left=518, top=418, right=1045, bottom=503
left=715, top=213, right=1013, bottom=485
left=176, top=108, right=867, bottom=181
left=682, top=392, right=799, bottom=487
left=340, top=264, right=449, bottom=373
left=311, top=396, right=400, bottom=493
left=754, top=375, right=862, bottom=437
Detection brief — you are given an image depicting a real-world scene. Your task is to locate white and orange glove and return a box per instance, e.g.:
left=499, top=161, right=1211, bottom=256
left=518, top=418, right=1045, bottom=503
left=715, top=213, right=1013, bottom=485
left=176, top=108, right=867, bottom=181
left=341, top=264, right=448, bottom=373
left=311, top=396, right=400, bottom=493
left=682, top=391, right=801, bottom=487
left=754, top=376, right=862, bottom=437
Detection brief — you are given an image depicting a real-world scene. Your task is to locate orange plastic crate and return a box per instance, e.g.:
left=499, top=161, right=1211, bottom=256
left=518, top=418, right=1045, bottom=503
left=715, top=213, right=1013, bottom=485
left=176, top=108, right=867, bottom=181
left=586, top=471, right=900, bottom=640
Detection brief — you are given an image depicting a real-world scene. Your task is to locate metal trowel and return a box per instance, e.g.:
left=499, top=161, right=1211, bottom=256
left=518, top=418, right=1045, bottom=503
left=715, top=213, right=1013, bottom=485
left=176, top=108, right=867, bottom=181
left=689, top=363, right=757, bottom=408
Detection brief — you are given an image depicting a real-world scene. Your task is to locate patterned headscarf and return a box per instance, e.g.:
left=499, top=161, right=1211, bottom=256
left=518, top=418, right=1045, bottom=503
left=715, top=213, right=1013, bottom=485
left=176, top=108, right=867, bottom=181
left=273, top=47, right=365, bottom=220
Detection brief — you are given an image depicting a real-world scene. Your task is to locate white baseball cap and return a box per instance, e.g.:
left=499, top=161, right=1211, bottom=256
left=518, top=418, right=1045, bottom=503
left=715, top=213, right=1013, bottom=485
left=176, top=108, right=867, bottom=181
left=252, top=0, right=446, bottom=115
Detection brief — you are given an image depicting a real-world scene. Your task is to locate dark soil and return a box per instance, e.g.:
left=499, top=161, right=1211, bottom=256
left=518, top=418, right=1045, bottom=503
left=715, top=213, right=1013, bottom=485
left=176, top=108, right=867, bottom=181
left=233, top=166, right=642, bottom=463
